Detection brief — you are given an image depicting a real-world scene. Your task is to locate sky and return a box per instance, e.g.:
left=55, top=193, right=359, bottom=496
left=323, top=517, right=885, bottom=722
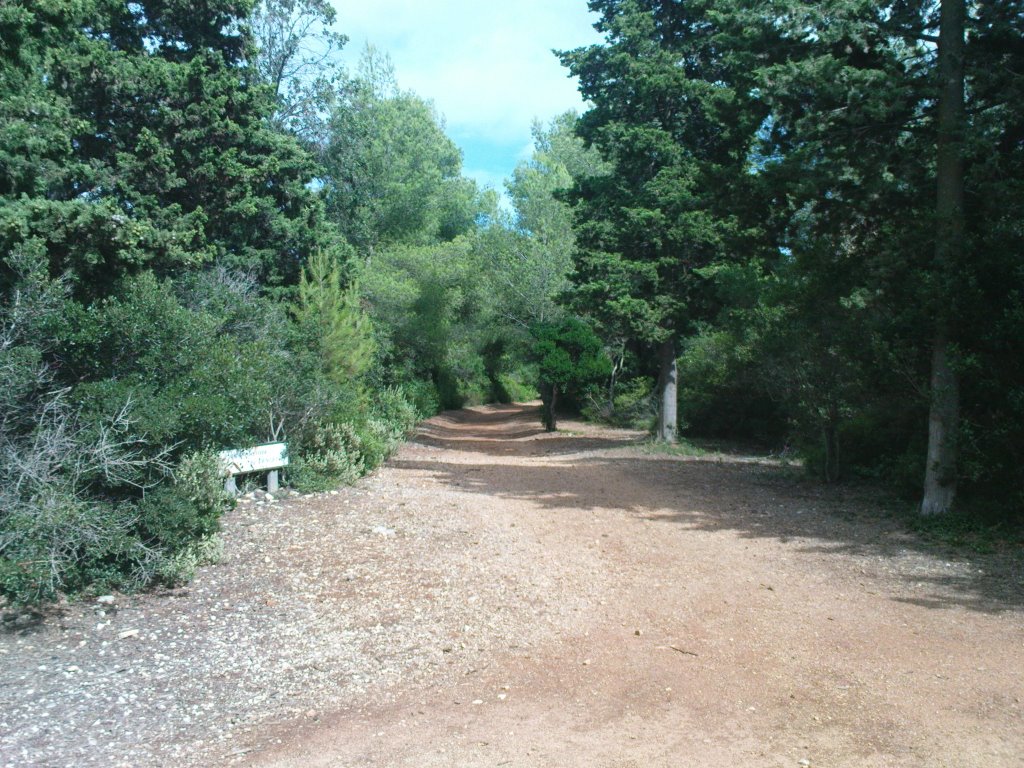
left=332, top=1, right=603, bottom=198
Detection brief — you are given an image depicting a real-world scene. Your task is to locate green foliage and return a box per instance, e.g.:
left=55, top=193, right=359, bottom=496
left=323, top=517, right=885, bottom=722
left=289, top=419, right=365, bottom=491
left=547, top=0, right=1019, bottom=510
left=1, top=0, right=461, bottom=604
left=909, top=507, right=1024, bottom=555
left=0, top=0, right=331, bottom=293
left=584, top=377, right=658, bottom=431
left=64, top=273, right=283, bottom=449
left=533, top=317, right=612, bottom=390
left=136, top=451, right=232, bottom=552
left=558, top=1, right=772, bottom=438
left=532, top=317, right=611, bottom=430
left=288, top=385, right=420, bottom=491
left=490, top=112, right=611, bottom=328
left=323, top=48, right=486, bottom=254
left=292, top=249, right=375, bottom=385
left=250, top=0, right=348, bottom=141
left=362, top=236, right=496, bottom=409
left=153, top=535, right=224, bottom=587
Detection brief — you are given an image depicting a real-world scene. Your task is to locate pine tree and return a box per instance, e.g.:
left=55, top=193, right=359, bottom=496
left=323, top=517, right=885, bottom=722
left=292, top=249, right=374, bottom=385
left=559, top=0, right=769, bottom=442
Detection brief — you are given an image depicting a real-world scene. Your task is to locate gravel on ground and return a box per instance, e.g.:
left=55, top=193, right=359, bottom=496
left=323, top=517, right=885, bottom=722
left=2, top=403, right=1022, bottom=768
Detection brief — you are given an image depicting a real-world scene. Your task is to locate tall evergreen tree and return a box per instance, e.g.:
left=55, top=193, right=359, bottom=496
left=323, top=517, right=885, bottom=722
left=559, top=0, right=769, bottom=442
left=0, top=0, right=333, bottom=296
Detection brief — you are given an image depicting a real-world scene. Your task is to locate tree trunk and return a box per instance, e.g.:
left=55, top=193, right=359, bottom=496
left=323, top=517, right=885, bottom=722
left=608, top=348, right=624, bottom=411
left=540, top=381, right=558, bottom=432
left=549, top=383, right=559, bottom=432
left=823, top=420, right=840, bottom=484
left=656, top=338, right=678, bottom=443
left=922, top=0, right=965, bottom=516
left=922, top=327, right=960, bottom=514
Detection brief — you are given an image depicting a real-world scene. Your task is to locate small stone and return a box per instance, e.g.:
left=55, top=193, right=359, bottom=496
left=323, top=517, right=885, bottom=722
left=96, top=595, right=116, bottom=605
left=798, top=760, right=811, bottom=767
left=472, top=699, right=483, bottom=705
left=118, top=629, right=140, bottom=640
left=634, top=629, right=642, bottom=636
left=265, top=493, right=275, bottom=502
left=305, top=709, right=318, bottom=719
left=372, top=525, right=396, bottom=538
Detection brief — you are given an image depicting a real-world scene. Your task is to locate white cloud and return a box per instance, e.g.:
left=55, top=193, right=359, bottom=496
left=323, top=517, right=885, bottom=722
left=332, top=1, right=602, bottom=144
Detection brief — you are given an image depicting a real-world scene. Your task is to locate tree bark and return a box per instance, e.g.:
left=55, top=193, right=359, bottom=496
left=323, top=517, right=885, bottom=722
left=540, top=381, right=558, bottom=432
left=922, top=328, right=960, bottom=514
left=656, top=338, right=678, bottom=443
left=921, top=0, right=965, bottom=516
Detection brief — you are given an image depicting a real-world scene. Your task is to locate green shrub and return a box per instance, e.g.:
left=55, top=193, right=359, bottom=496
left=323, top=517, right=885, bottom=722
left=373, top=386, right=421, bottom=434
left=402, top=378, right=441, bottom=418
left=289, top=420, right=365, bottom=491
left=583, top=377, right=657, bottom=430
left=357, top=418, right=392, bottom=470
left=137, top=451, right=231, bottom=551
left=496, top=371, right=538, bottom=404
left=0, top=496, right=147, bottom=604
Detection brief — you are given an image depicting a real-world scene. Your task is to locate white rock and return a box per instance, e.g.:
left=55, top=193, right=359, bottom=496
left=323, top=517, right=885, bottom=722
left=372, top=526, right=397, bottom=538
left=96, top=595, right=116, bottom=605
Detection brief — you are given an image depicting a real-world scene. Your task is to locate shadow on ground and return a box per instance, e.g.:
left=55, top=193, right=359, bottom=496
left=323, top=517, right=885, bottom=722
left=398, top=405, right=1024, bottom=615
left=414, top=403, right=644, bottom=457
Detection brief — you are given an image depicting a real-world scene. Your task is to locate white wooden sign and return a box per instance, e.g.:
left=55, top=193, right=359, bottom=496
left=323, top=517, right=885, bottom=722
left=218, top=443, right=288, bottom=494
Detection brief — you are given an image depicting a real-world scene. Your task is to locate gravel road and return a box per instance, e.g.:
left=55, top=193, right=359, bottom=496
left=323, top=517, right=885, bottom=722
left=2, top=403, right=1022, bottom=767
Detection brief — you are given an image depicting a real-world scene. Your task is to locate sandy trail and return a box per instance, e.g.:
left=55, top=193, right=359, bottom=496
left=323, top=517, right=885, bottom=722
left=246, top=403, right=1024, bottom=768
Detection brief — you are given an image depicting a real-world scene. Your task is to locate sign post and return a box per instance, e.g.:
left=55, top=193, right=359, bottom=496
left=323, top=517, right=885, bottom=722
left=218, top=443, right=289, bottom=495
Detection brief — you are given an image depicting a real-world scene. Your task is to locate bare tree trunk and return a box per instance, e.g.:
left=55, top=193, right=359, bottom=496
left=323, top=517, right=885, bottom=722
left=607, top=346, right=625, bottom=410
left=549, top=383, right=559, bottom=432
left=922, top=0, right=965, bottom=516
left=656, top=338, right=678, bottom=443
left=922, top=326, right=960, bottom=514
left=540, top=381, right=558, bottom=432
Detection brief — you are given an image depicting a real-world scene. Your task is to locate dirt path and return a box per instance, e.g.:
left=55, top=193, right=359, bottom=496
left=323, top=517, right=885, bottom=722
left=247, top=404, right=1023, bottom=768
left=2, top=403, right=1022, bottom=767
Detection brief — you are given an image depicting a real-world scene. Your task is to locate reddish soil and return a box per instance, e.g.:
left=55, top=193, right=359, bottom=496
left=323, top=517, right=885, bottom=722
left=246, top=403, right=1024, bottom=768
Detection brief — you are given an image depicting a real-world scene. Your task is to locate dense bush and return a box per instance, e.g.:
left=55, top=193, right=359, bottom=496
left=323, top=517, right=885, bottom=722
left=583, top=377, right=658, bottom=431
left=287, top=385, right=423, bottom=492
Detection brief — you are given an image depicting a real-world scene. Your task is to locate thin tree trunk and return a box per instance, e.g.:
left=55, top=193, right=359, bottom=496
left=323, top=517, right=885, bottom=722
left=540, top=381, right=558, bottom=432
left=549, top=383, right=559, bottom=432
left=608, top=348, right=624, bottom=410
left=656, top=338, right=678, bottom=443
left=922, top=326, right=960, bottom=514
left=922, top=0, right=965, bottom=516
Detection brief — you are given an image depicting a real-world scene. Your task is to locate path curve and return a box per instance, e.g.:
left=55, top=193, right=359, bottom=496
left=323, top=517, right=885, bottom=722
left=247, top=403, right=1024, bottom=768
